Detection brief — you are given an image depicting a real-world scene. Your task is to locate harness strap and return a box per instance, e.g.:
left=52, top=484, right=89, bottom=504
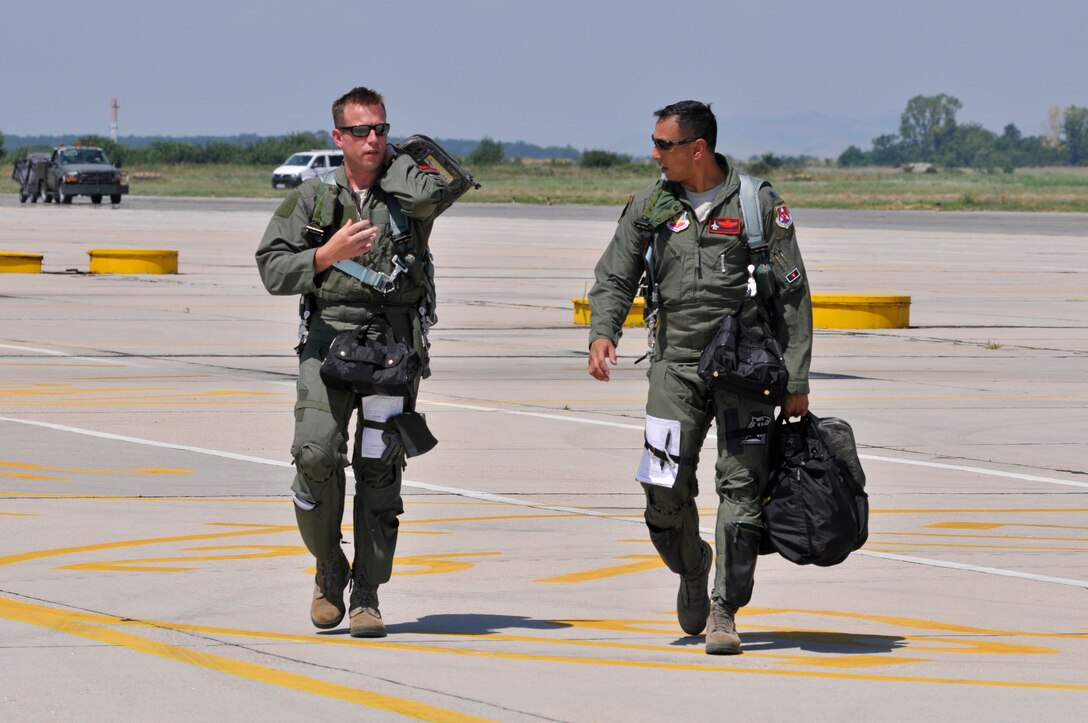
left=309, top=179, right=412, bottom=294
left=737, top=173, right=768, bottom=255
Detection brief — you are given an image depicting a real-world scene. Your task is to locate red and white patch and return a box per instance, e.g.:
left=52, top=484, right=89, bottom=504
left=785, top=268, right=801, bottom=284
left=775, top=205, right=793, bottom=229
left=666, top=211, right=690, bottom=233
left=708, top=217, right=742, bottom=235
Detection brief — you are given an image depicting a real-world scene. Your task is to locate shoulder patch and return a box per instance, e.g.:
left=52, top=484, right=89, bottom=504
left=666, top=210, right=690, bottom=233
left=618, top=194, right=634, bottom=223
left=274, top=191, right=301, bottom=218
left=775, top=204, right=793, bottom=229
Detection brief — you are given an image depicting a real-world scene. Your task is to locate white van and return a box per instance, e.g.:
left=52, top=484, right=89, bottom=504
left=271, top=149, right=344, bottom=188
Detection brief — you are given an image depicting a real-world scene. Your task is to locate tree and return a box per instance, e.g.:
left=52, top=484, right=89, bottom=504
left=580, top=149, right=631, bottom=168
left=1061, top=106, right=1088, bottom=166
left=870, top=134, right=908, bottom=166
left=468, top=137, right=504, bottom=166
left=837, top=145, right=867, bottom=167
left=77, top=134, right=125, bottom=164
left=899, top=94, right=962, bottom=161
left=0, top=129, right=5, bottom=160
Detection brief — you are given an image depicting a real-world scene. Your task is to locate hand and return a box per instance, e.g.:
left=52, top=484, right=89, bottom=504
left=588, top=338, right=618, bottom=382
left=781, top=393, right=809, bottom=418
left=313, top=218, right=378, bottom=274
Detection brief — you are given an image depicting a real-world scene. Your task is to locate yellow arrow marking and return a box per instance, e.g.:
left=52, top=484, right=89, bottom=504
left=536, top=555, right=663, bottom=583
left=57, top=545, right=307, bottom=572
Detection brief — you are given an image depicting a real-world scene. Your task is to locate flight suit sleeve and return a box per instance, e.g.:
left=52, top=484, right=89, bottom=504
left=255, top=186, right=320, bottom=296
left=587, top=203, right=644, bottom=348
left=379, top=153, right=447, bottom=220
left=760, top=187, right=812, bottom=395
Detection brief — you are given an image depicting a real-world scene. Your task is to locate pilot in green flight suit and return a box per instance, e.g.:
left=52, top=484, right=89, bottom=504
left=257, top=86, right=447, bottom=638
left=587, top=100, right=812, bottom=655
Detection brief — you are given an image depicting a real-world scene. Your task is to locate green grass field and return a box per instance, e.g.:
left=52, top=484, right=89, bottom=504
left=9, top=162, right=1088, bottom=211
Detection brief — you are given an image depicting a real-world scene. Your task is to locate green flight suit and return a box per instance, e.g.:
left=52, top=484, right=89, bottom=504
left=588, top=155, right=812, bottom=611
left=256, top=157, right=446, bottom=588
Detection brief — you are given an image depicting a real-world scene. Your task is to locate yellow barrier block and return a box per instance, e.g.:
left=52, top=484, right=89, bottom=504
left=0, top=252, right=44, bottom=273
left=812, top=294, right=910, bottom=329
left=572, top=297, right=645, bottom=327
left=87, top=249, right=178, bottom=274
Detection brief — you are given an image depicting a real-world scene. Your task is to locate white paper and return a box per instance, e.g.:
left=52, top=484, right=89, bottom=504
left=359, top=395, right=405, bottom=458
left=635, top=415, right=681, bottom=488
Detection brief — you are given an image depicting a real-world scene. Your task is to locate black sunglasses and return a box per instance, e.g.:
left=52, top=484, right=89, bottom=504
left=652, top=136, right=698, bottom=151
left=338, top=123, right=391, bottom=138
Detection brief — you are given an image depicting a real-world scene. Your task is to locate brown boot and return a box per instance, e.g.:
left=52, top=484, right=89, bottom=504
left=677, top=540, right=713, bottom=635
left=310, top=548, right=350, bottom=629
left=349, top=583, right=386, bottom=638
left=705, top=602, right=742, bottom=655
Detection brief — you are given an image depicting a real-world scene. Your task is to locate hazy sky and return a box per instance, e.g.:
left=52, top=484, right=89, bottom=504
left=2, top=0, right=1085, bottom=155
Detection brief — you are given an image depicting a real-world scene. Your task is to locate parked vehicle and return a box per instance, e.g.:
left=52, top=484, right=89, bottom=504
left=271, top=149, right=343, bottom=188
left=11, top=146, right=128, bottom=205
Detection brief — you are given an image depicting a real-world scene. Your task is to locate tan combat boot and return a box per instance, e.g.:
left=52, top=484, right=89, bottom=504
left=349, top=583, right=386, bottom=638
left=705, top=602, right=742, bottom=655
left=310, top=548, right=350, bottom=629
left=677, top=540, right=713, bottom=635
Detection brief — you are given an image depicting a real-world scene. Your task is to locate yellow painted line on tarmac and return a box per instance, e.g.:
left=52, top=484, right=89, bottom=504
left=0, top=471, right=67, bottom=481
left=404, top=513, right=580, bottom=526
left=879, top=531, right=1088, bottom=543
left=927, top=521, right=1088, bottom=531
left=4, top=596, right=1085, bottom=692
left=2, top=399, right=282, bottom=407
left=816, top=395, right=1070, bottom=401
left=0, top=524, right=295, bottom=568
left=393, top=552, right=502, bottom=576
left=0, top=596, right=488, bottom=722
left=0, top=461, right=191, bottom=476
left=0, top=386, right=171, bottom=396
left=866, top=541, right=1088, bottom=552
left=0, top=512, right=37, bottom=517
left=0, top=492, right=286, bottom=503
left=57, top=544, right=307, bottom=572
left=536, top=555, right=662, bottom=583
left=872, top=508, right=1088, bottom=515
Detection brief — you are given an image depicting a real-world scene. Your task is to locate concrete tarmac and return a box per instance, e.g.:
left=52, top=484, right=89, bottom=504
left=1, top=196, right=1086, bottom=721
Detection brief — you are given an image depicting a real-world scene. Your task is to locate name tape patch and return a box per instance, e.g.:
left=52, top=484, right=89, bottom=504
left=708, top=217, right=742, bottom=235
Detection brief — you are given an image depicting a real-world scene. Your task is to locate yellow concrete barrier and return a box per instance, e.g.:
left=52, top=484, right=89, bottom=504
left=87, top=249, right=178, bottom=274
left=812, top=294, right=910, bottom=329
left=572, top=297, right=645, bottom=327
left=0, top=252, right=44, bottom=273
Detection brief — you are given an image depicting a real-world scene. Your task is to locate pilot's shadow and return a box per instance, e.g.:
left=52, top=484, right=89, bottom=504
left=387, top=614, right=571, bottom=636
left=375, top=614, right=572, bottom=636
left=735, top=631, right=907, bottom=654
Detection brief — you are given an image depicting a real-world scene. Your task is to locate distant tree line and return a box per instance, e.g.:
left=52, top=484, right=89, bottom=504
left=4, top=131, right=583, bottom=167
left=838, top=95, right=1088, bottom=169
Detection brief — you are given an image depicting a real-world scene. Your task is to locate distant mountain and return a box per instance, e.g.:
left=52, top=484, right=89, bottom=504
left=4, top=113, right=898, bottom=161
left=5, top=133, right=284, bottom=150
left=602, top=111, right=901, bottom=160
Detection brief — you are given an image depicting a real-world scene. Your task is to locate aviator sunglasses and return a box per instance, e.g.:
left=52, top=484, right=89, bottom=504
left=338, top=123, right=391, bottom=137
left=651, top=136, right=698, bottom=151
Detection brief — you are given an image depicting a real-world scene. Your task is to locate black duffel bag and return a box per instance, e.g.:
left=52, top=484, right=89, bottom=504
left=762, top=411, right=869, bottom=566
left=319, top=313, right=421, bottom=396
left=697, top=298, right=789, bottom=405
